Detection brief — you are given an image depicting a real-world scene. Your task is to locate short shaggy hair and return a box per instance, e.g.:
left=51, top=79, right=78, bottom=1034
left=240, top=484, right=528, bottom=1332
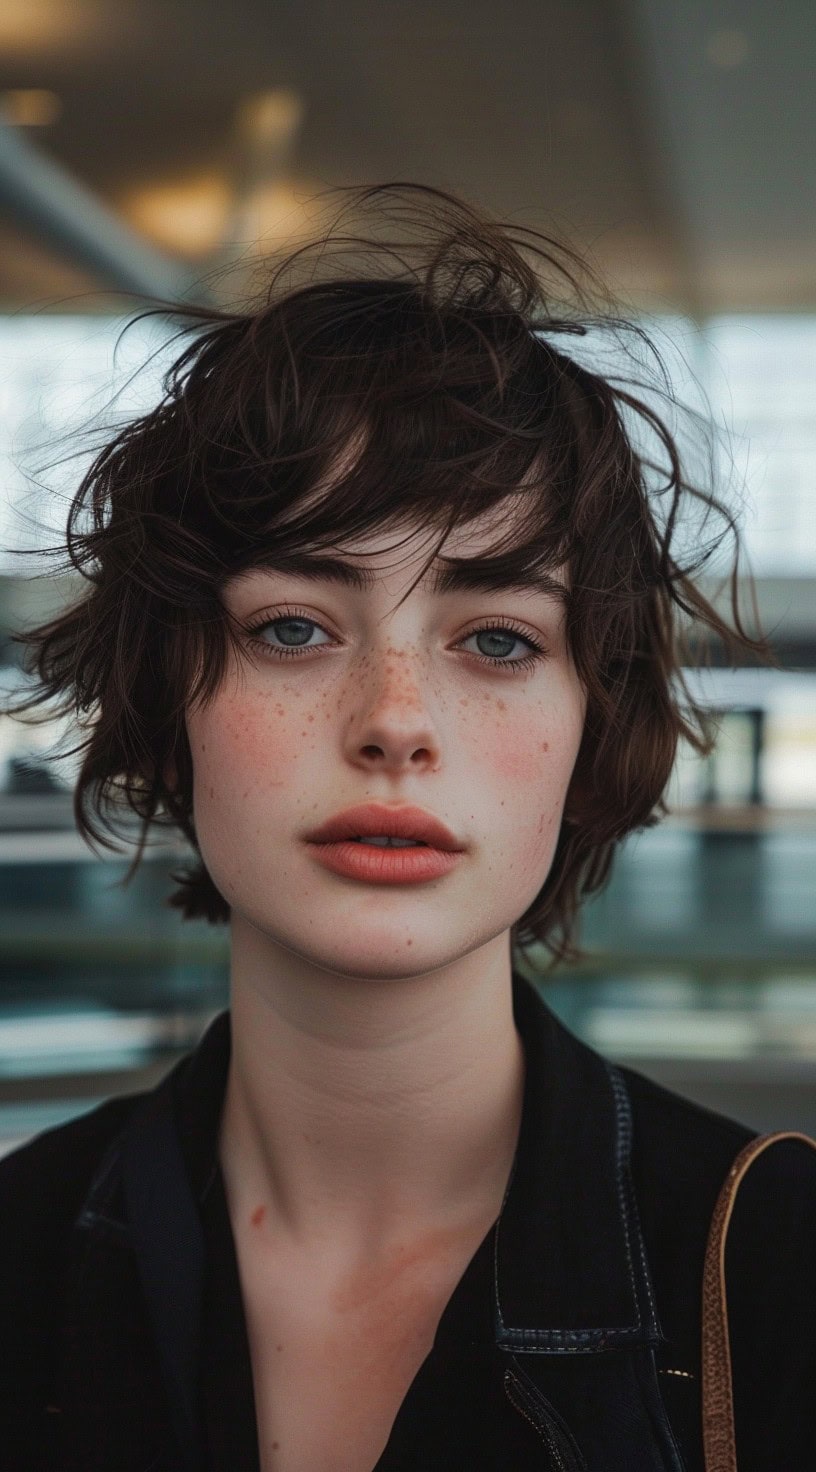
left=5, top=182, right=766, bottom=965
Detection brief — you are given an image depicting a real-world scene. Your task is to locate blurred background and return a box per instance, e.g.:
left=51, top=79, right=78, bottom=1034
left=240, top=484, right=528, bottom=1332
left=0, top=0, right=814, bottom=1155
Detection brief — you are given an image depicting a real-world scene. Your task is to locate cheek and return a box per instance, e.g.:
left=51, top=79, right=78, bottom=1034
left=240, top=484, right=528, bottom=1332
left=186, top=692, right=303, bottom=810
left=475, top=690, right=584, bottom=792
left=471, top=687, right=584, bottom=877
left=486, top=726, right=547, bottom=785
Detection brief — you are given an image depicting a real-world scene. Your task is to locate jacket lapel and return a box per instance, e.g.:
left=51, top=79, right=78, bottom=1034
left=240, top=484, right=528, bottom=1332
left=495, top=973, right=687, bottom=1470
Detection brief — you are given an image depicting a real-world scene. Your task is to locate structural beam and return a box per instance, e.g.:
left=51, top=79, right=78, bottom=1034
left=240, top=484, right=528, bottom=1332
left=0, top=121, right=207, bottom=306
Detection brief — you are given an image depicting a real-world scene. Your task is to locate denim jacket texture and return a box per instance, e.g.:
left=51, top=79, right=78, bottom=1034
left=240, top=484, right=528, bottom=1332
left=3, top=970, right=816, bottom=1471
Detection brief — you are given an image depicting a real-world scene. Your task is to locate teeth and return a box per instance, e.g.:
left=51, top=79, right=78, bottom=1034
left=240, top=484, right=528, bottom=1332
left=350, top=836, right=427, bottom=847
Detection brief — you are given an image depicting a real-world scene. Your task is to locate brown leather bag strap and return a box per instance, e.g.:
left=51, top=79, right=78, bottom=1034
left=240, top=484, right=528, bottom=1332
left=701, top=1128, right=816, bottom=1471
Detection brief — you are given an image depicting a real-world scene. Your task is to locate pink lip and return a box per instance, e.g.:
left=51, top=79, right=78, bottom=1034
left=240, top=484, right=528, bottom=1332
left=307, top=840, right=463, bottom=885
left=305, top=802, right=464, bottom=851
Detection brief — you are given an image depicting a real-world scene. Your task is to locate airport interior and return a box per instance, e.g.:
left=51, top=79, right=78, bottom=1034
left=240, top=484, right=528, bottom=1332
left=0, top=0, right=814, bottom=1155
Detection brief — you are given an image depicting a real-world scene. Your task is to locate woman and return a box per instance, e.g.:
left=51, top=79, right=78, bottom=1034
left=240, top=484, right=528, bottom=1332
left=2, top=183, right=814, bottom=1472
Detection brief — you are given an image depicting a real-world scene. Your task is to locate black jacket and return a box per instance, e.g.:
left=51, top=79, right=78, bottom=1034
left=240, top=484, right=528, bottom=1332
left=2, top=970, right=816, bottom=1471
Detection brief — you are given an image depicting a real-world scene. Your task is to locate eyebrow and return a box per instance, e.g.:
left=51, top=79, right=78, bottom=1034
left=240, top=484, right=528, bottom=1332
left=236, top=551, right=568, bottom=602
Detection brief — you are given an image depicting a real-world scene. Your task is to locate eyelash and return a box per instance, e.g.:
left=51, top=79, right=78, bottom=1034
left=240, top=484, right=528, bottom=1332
left=242, top=604, right=547, bottom=673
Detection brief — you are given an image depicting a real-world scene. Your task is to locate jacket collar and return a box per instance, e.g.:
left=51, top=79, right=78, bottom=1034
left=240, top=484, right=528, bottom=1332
left=491, top=971, right=661, bottom=1351
left=168, top=968, right=662, bottom=1357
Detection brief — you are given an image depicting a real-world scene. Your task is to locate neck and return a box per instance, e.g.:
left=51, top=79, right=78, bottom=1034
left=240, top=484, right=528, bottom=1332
left=218, top=921, right=526, bottom=1261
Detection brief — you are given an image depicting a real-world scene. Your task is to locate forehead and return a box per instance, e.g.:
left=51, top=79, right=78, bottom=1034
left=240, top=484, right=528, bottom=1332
left=277, top=426, right=547, bottom=564
left=327, top=500, right=527, bottom=566
left=222, top=496, right=569, bottom=605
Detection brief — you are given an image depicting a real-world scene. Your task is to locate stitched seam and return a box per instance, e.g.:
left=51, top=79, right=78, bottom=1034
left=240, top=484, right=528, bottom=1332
left=497, top=1323, right=650, bottom=1351
left=504, top=1370, right=569, bottom=1467
left=603, top=1062, right=643, bottom=1330
left=494, top=1061, right=661, bottom=1349
left=643, top=1343, right=689, bottom=1470
left=505, top=1363, right=588, bottom=1470
left=492, top=1146, right=518, bottom=1337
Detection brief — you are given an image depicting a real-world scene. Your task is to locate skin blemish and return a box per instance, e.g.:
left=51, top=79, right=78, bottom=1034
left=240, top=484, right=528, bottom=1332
left=329, top=1224, right=464, bottom=1317
left=250, top=1204, right=266, bottom=1227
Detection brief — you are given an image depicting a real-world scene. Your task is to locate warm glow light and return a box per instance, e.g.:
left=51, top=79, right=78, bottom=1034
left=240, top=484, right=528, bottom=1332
left=0, top=88, right=62, bottom=126
left=119, top=173, right=232, bottom=256
left=0, top=0, right=106, bottom=57
left=234, top=89, right=304, bottom=146
left=235, top=181, right=321, bottom=254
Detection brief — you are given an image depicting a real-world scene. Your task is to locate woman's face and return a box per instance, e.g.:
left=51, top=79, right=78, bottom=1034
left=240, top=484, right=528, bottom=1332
left=184, top=510, right=586, bottom=982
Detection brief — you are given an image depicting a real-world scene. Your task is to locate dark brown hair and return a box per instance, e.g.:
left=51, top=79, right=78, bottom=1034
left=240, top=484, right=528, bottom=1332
left=4, top=182, right=767, bottom=965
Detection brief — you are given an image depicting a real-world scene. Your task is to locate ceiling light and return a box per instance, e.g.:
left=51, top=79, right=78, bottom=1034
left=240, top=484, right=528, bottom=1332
left=234, top=89, right=304, bottom=147
left=0, top=0, right=99, bottom=57
left=119, top=173, right=232, bottom=256
left=0, top=89, right=62, bottom=126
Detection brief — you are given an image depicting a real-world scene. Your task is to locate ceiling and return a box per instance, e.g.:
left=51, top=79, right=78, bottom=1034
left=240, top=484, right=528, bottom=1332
left=0, top=0, right=813, bottom=315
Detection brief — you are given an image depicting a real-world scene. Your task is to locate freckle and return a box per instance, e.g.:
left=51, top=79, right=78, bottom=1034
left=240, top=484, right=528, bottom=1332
left=276, top=1346, right=283, bottom=1354
left=542, top=741, right=549, bottom=752
left=250, top=1204, right=265, bottom=1227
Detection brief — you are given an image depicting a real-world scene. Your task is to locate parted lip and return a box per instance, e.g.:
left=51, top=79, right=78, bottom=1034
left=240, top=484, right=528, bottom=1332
left=306, top=803, right=464, bottom=851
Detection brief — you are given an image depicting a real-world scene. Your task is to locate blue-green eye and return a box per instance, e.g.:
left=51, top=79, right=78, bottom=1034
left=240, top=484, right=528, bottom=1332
left=243, top=606, right=547, bottom=672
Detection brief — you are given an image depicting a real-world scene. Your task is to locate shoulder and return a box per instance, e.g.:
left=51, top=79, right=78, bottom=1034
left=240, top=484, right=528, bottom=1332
left=0, top=1094, right=144, bottom=1435
left=614, top=1064, right=757, bottom=1356
left=617, top=1058, right=816, bottom=1300
left=618, top=1057, right=816, bottom=1244
left=618, top=1061, right=816, bottom=1467
left=619, top=1061, right=759, bottom=1222
left=0, top=1093, right=143, bottom=1300
left=0, top=1092, right=138, bottom=1213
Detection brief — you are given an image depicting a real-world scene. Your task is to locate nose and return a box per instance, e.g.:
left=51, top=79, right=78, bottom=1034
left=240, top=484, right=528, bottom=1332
left=344, top=645, right=443, bottom=771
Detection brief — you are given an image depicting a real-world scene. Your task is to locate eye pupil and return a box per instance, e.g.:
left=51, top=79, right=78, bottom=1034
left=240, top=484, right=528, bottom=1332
left=276, top=618, right=313, bottom=646
left=477, top=629, right=515, bottom=658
